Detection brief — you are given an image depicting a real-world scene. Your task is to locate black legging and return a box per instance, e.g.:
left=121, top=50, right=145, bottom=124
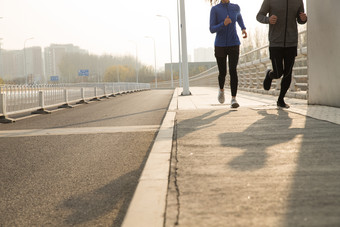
left=269, top=47, right=297, bottom=101
left=215, top=46, right=239, bottom=97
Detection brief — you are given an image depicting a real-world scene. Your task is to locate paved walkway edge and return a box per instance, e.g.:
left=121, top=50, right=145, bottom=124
left=122, top=89, right=177, bottom=227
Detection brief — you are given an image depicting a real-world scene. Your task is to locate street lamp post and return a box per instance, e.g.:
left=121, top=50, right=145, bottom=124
left=24, top=37, right=34, bottom=84
left=156, top=15, right=174, bottom=88
left=145, top=36, right=157, bottom=88
left=0, top=18, right=3, bottom=81
left=128, top=40, right=139, bottom=83
left=179, top=0, right=190, bottom=95
left=0, top=38, right=3, bottom=81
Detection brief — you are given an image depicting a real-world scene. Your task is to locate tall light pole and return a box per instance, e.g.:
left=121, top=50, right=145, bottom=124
left=179, top=0, right=191, bottom=95
left=156, top=14, right=174, bottom=88
left=0, top=18, right=3, bottom=81
left=128, top=40, right=139, bottom=83
left=24, top=37, right=34, bottom=84
left=0, top=38, right=2, bottom=81
left=145, top=36, right=157, bottom=88
left=177, top=0, right=183, bottom=87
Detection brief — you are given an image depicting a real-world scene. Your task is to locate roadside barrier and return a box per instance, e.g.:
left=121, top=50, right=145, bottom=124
left=0, top=82, right=150, bottom=123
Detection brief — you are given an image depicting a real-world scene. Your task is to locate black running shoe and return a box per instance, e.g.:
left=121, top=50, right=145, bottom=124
left=263, top=69, right=273, bottom=91
left=277, top=100, right=290, bottom=109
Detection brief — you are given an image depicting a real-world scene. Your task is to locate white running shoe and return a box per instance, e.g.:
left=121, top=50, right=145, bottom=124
left=231, top=98, right=239, bottom=108
left=218, top=90, right=225, bottom=104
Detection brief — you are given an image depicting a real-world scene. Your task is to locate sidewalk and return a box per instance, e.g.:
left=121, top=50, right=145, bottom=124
left=165, top=87, right=340, bottom=227
left=123, top=87, right=340, bottom=227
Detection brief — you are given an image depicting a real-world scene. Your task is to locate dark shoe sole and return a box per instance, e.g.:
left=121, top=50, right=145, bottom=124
left=277, top=101, right=290, bottom=109
left=263, top=70, right=273, bottom=91
left=231, top=103, right=239, bottom=108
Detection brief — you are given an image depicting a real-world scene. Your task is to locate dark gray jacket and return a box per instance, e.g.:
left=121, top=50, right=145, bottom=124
left=257, top=0, right=307, bottom=47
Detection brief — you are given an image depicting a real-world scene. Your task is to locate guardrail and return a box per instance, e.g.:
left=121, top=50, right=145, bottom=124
left=157, top=30, right=308, bottom=99
left=0, top=82, right=150, bottom=123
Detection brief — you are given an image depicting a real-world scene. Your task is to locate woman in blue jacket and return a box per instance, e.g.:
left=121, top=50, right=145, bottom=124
left=210, top=0, right=247, bottom=108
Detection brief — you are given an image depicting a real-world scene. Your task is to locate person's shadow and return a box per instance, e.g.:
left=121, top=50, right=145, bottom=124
left=220, top=109, right=302, bottom=171
left=177, top=109, right=235, bottom=139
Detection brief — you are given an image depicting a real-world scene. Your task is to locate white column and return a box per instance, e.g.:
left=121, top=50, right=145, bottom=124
left=38, top=91, right=44, bottom=109
left=308, top=0, right=340, bottom=107
left=0, top=93, right=7, bottom=116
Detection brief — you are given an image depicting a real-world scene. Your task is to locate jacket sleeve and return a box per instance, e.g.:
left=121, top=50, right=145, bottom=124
left=256, top=0, right=270, bottom=24
left=210, top=7, right=225, bottom=34
left=237, top=9, right=246, bottom=31
left=297, top=1, right=307, bottom=24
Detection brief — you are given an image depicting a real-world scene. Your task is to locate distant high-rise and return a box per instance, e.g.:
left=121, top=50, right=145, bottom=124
left=0, top=44, right=88, bottom=83
left=25, top=46, right=44, bottom=83
left=44, top=44, right=87, bottom=81
left=0, top=49, right=24, bottom=80
left=0, top=47, right=43, bottom=83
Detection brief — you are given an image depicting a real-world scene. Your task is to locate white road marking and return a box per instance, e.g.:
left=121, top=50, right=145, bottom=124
left=0, top=125, right=159, bottom=137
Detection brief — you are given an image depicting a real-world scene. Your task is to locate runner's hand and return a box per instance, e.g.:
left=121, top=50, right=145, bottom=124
left=242, top=29, right=247, bottom=39
left=299, top=12, right=307, bottom=22
left=224, top=16, right=232, bottom=26
left=269, top=15, right=277, bottom=24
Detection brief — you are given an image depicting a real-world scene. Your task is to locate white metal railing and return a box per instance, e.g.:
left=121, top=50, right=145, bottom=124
left=0, top=82, right=150, bottom=120
left=157, top=30, right=308, bottom=99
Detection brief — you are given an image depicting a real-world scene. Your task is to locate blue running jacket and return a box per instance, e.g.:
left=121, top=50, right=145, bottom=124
left=210, top=2, right=246, bottom=47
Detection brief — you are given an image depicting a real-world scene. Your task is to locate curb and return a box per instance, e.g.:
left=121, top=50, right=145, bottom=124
left=122, top=89, right=178, bottom=227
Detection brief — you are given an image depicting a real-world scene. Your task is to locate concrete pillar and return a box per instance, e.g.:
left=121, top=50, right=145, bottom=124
left=308, top=0, right=340, bottom=107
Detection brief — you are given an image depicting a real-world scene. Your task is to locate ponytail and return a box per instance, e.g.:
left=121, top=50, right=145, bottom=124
left=209, top=0, right=221, bottom=6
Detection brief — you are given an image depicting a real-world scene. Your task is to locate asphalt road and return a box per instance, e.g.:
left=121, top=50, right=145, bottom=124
left=0, top=89, right=174, bottom=227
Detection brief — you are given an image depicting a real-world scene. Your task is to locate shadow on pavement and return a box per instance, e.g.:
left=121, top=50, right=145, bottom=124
left=223, top=109, right=299, bottom=171
left=177, top=110, right=234, bottom=139
left=219, top=108, right=340, bottom=225
left=49, top=107, right=167, bottom=129
left=57, top=132, right=158, bottom=227
left=283, top=110, right=340, bottom=226
left=59, top=170, right=140, bottom=227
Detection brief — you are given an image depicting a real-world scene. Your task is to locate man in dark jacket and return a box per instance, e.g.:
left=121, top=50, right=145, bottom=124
left=257, top=0, right=307, bottom=108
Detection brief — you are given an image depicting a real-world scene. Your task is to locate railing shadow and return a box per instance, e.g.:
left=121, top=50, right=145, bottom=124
left=48, top=107, right=168, bottom=129
left=57, top=133, right=157, bottom=227
left=58, top=170, right=139, bottom=226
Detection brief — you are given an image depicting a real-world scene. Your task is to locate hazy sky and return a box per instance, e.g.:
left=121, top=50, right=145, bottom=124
left=0, top=0, right=305, bottom=69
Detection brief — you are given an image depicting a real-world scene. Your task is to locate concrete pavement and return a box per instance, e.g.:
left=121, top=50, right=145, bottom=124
left=123, top=87, right=340, bottom=227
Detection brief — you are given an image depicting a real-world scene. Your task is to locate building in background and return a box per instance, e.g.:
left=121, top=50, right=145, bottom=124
left=44, top=44, right=87, bottom=82
left=25, top=46, right=44, bottom=83
left=0, top=49, right=24, bottom=82
left=0, top=44, right=89, bottom=84
left=0, top=46, right=43, bottom=83
left=165, top=61, right=216, bottom=78
left=162, top=47, right=215, bottom=80
left=194, top=47, right=215, bottom=62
